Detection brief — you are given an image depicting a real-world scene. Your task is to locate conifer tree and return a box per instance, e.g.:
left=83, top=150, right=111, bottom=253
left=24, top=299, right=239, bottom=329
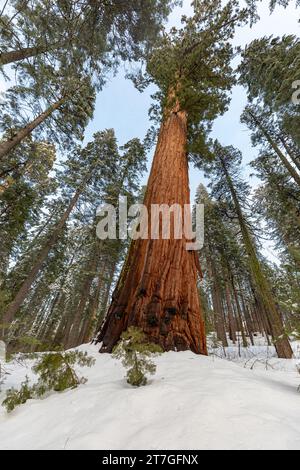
left=112, top=327, right=162, bottom=387
left=0, top=130, right=122, bottom=339
left=203, top=141, right=293, bottom=358
left=241, top=105, right=300, bottom=187
left=0, top=71, right=95, bottom=160
left=245, top=1, right=300, bottom=22
left=238, top=35, right=300, bottom=147
left=0, top=0, right=177, bottom=67
left=251, top=153, right=300, bottom=265
left=196, top=185, right=254, bottom=348
left=0, top=1, right=178, bottom=162
left=0, top=130, right=146, bottom=350
left=0, top=137, right=55, bottom=283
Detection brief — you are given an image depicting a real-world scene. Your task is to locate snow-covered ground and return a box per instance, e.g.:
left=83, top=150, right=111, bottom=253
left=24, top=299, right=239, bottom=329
left=0, top=339, right=300, bottom=450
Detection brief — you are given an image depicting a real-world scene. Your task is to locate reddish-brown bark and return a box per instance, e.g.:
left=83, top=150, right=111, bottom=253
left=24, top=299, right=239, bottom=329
left=96, top=106, right=207, bottom=355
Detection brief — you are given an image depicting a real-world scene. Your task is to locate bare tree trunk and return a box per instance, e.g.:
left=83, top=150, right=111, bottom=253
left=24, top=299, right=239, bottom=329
left=80, top=260, right=113, bottom=345
left=280, top=136, right=300, bottom=172
left=220, top=155, right=293, bottom=359
left=66, top=243, right=102, bottom=349
left=231, top=280, right=248, bottom=348
left=0, top=40, right=67, bottom=66
left=239, top=286, right=255, bottom=346
left=0, top=97, right=66, bottom=160
left=94, top=262, right=118, bottom=335
left=225, top=285, right=237, bottom=344
left=1, top=185, right=84, bottom=336
left=213, top=287, right=228, bottom=348
left=247, top=110, right=300, bottom=187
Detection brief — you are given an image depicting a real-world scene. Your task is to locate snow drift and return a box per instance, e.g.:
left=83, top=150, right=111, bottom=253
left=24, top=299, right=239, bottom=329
left=0, top=343, right=299, bottom=450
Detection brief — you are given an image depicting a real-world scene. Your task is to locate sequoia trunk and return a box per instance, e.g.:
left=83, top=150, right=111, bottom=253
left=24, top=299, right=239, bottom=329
left=97, top=107, right=207, bottom=355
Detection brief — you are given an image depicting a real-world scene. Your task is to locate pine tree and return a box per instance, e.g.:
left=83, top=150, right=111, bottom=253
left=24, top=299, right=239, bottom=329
left=245, top=1, right=300, bottom=23
left=238, top=35, right=300, bottom=147
left=0, top=130, right=122, bottom=340
left=196, top=185, right=255, bottom=348
left=203, top=141, right=293, bottom=358
left=0, top=1, right=177, bottom=162
left=0, top=0, right=176, bottom=67
left=97, top=1, right=248, bottom=354
left=0, top=130, right=147, bottom=351
left=0, top=70, right=95, bottom=161
left=0, top=137, right=56, bottom=283
left=241, top=105, right=300, bottom=187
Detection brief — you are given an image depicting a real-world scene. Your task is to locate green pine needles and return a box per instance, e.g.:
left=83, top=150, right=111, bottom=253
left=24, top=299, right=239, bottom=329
left=112, top=327, right=163, bottom=387
left=2, top=350, right=95, bottom=413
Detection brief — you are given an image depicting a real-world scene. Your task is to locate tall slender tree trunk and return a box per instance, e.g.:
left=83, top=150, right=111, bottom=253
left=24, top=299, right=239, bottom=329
left=80, top=260, right=109, bottom=344
left=0, top=97, right=66, bottom=160
left=247, top=110, right=300, bottom=187
left=219, top=156, right=293, bottom=359
left=37, top=291, right=62, bottom=341
left=0, top=43, right=62, bottom=66
left=0, top=184, right=84, bottom=337
left=212, top=288, right=228, bottom=348
left=52, top=296, right=69, bottom=346
left=96, top=104, right=207, bottom=355
left=250, top=298, right=264, bottom=336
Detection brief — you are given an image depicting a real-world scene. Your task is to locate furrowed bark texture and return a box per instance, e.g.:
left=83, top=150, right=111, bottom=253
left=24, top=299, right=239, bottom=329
left=97, top=107, right=207, bottom=355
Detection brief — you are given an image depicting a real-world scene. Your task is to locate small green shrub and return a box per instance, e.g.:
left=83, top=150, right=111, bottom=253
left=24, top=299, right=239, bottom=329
left=2, top=350, right=95, bottom=413
left=113, top=327, right=162, bottom=387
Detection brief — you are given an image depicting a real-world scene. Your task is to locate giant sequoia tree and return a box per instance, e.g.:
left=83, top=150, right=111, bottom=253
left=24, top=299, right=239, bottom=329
left=97, top=1, right=248, bottom=354
left=205, top=142, right=293, bottom=358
